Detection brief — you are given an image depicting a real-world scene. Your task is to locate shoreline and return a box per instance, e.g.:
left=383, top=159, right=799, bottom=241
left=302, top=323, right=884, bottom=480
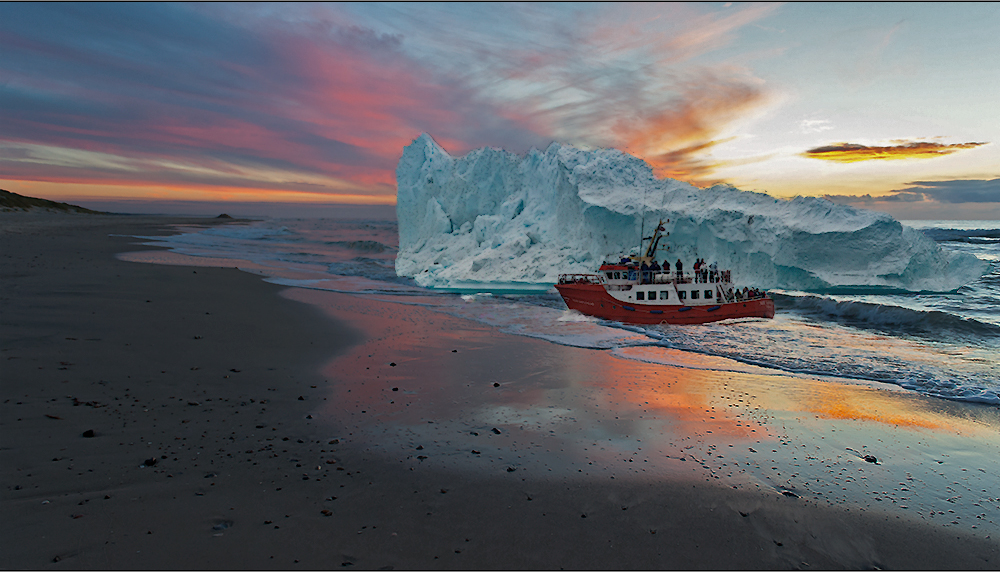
left=2, top=211, right=998, bottom=569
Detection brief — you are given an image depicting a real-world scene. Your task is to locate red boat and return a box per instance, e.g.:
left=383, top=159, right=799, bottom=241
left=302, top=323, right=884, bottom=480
left=555, top=221, right=774, bottom=325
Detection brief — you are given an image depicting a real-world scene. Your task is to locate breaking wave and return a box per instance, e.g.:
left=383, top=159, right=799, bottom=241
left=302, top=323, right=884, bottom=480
left=771, top=293, right=1000, bottom=343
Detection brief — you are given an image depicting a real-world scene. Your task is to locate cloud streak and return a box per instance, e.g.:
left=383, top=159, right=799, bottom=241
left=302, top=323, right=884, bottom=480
left=1, top=2, right=785, bottom=201
left=613, top=70, right=770, bottom=181
left=13, top=3, right=940, bottom=203
left=896, top=179, right=1000, bottom=203
left=803, top=140, right=988, bottom=163
left=0, top=3, right=554, bottom=201
left=822, top=178, right=1000, bottom=205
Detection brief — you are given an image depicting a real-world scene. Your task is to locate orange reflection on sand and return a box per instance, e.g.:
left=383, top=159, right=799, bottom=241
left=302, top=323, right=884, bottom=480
left=599, top=358, right=766, bottom=441
left=802, top=385, right=948, bottom=431
left=606, top=346, right=961, bottom=437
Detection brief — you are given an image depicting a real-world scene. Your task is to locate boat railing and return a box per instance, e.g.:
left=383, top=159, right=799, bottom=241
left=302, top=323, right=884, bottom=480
left=730, top=287, right=769, bottom=302
left=639, top=269, right=732, bottom=285
left=688, top=269, right=730, bottom=284
left=557, top=273, right=602, bottom=285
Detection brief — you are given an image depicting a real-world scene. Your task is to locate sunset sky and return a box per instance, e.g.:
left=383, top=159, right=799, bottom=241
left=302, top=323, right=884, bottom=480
left=2, top=2, right=998, bottom=218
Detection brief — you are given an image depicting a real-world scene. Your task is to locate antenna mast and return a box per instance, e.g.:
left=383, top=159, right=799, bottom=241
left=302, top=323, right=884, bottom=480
left=638, top=184, right=649, bottom=259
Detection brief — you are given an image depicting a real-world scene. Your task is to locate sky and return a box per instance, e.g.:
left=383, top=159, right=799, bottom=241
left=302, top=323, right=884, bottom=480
left=1, top=2, right=998, bottom=218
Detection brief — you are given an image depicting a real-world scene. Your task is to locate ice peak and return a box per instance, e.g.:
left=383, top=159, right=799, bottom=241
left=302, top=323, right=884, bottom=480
left=412, top=132, right=444, bottom=152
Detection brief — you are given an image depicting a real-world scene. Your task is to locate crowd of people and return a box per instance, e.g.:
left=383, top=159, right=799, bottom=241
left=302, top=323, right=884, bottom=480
left=632, top=257, right=730, bottom=285
left=732, top=286, right=766, bottom=302
left=691, top=258, right=720, bottom=283
left=597, top=256, right=771, bottom=303
left=610, top=257, right=770, bottom=301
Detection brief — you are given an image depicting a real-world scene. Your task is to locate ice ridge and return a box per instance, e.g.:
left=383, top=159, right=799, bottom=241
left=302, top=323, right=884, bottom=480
left=395, top=134, right=988, bottom=292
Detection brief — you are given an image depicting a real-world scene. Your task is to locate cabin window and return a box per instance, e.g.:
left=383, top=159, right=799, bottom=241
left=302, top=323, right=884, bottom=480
left=614, top=272, right=621, bottom=280
left=661, top=291, right=669, bottom=299
left=648, top=291, right=657, bottom=300
left=679, top=291, right=686, bottom=300
left=606, top=272, right=613, bottom=279
left=705, top=290, right=713, bottom=298
left=636, top=291, right=645, bottom=301
left=691, top=290, right=700, bottom=299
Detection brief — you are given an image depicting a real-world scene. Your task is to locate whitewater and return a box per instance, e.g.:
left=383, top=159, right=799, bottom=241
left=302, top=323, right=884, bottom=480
left=119, top=136, right=998, bottom=405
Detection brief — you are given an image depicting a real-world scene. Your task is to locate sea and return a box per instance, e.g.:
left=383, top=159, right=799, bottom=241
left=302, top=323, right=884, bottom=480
left=123, top=217, right=1000, bottom=406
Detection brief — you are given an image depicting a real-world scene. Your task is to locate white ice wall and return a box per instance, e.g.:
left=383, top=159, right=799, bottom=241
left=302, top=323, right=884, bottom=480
left=395, top=134, right=987, bottom=291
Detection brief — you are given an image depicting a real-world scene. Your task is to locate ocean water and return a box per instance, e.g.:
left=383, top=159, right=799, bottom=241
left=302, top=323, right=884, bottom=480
left=124, top=217, right=1000, bottom=405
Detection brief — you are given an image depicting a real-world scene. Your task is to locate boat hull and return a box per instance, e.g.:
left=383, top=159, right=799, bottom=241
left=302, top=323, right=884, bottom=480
left=555, top=282, right=774, bottom=325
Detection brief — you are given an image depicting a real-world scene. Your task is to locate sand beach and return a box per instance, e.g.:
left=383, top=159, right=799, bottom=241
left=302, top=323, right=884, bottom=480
left=2, top=211, right=998, bottom=570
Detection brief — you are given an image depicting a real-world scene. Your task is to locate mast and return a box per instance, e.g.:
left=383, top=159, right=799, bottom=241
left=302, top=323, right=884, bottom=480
left=635, top=219, right=668, bottom=263
left=638, top=183, right=649, bottom=260
left=639, top=215, right=645, bottom=261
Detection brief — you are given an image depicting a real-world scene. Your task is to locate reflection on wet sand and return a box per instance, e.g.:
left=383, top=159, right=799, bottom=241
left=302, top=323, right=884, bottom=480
left=282, top=287, right=1000, bottom=539
left=803, top=386, right=948, bottom=430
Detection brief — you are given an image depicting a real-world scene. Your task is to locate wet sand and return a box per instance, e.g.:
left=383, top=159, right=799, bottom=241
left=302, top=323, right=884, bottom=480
left=2, top=211, right=998, bottom=569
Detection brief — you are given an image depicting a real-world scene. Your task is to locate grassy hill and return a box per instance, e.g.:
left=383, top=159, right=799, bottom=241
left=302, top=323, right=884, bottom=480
left=0, top=189, right=105, bottom=214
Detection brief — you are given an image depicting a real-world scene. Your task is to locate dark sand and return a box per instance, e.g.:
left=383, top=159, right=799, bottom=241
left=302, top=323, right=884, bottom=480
left=1, top=211, right=998, bottom=569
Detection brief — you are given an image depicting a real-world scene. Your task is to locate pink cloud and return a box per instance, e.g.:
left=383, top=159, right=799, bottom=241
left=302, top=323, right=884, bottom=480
left=1, top=3, right=782, bottom=202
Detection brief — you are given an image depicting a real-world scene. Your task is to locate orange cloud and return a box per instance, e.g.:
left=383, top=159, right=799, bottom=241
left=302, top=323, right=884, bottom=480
left=614, top=71, right=769, bottom=183
left=644, top=139, right=731, bottom=181
left=0, top=7, right=554, bottom=206
left=802, top=141, right=988, bottom=163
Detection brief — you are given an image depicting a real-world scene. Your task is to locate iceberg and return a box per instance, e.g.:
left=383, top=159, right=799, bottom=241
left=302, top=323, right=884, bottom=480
left=395, top=134, right=988, bottom=292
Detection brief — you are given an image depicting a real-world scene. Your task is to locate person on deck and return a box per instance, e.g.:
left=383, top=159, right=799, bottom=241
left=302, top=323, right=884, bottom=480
left=675, top=259, right=683, bottom=281
left=640, top=260, right=650, bottom=284
left=709, top=261, right=718, bottom=282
